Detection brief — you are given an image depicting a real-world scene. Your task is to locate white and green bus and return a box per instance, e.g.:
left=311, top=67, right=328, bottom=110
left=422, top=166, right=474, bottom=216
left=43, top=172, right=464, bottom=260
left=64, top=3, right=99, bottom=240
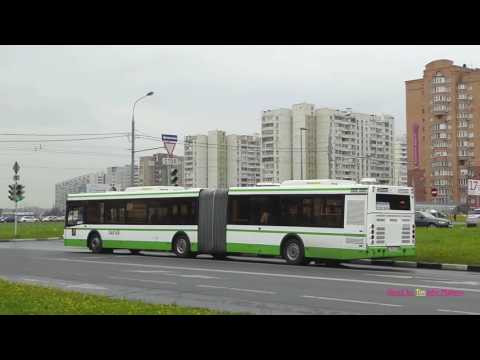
left=64, top=180, right=415, bottom=265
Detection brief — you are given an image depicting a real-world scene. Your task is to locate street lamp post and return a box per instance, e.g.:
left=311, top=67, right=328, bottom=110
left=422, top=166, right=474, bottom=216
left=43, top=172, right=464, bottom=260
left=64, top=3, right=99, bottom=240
left=300, top=127, right=308, bottom=180
left=131, top=91, right=154, bottom=187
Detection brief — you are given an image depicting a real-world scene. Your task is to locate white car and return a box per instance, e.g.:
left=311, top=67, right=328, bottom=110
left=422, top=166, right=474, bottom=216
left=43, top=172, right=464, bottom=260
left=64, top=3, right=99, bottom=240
left=19, top=216, right=39, bottom=223
left=466, top=209, right=480, bottom=227
left=41, top=216, right=57, bottom=222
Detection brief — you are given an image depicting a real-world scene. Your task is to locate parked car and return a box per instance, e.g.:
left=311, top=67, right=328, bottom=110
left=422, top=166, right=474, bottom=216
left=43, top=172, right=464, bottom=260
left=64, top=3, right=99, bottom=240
left=41, top=216, right=57, bottom=222
left=466, top=208, right=480, bottom=227
left=18, top=216, right=39, bottom=223
left=415, top=211, right=452, bottom=228
left=2, top=216, right=15, bottom=223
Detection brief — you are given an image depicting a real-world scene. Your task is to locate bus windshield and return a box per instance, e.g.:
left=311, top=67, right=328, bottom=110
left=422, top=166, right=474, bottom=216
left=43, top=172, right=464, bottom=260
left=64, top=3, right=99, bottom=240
left=375, top=194, right=411, bottom=211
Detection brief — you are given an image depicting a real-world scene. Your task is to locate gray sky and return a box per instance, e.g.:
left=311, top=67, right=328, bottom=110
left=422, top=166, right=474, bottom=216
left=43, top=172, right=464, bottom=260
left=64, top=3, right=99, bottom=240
left=1, top=45, right=479, bottom=209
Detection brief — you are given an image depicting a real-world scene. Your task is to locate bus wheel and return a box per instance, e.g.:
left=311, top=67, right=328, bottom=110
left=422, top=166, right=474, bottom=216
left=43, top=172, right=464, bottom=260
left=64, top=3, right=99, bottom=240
left=283, top=238, right=306, bottom=265
left=129, top=249, right=141, bottom=255
left=89, top=233, right=104, bottom=254
left=173, top=235, right=192, bottom=258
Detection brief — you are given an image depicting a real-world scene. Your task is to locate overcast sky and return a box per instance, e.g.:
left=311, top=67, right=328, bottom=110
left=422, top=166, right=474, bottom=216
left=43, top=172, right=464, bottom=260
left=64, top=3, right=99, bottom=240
left=1, top=45, right=479, bottom=209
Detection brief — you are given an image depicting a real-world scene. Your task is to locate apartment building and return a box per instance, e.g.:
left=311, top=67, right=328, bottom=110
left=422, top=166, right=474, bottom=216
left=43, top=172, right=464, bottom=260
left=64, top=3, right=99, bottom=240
left=184, top=130, right=260, bottom=188
left=260, top=108, right=293, bottom=183
left=261, top=103, right=394, bottom=184
left=184, top=134, right=208, bottom=188
left=406, top=59, right=480, bottom=206
left=393, top=134, right=408, bottom=186
left=54, top=171, right=106, bottom=212
left=207, top=130, right=228, bottom=188
left=105, top=164, right=139, bottom=190
left=227, top=134, right=261, bottom=187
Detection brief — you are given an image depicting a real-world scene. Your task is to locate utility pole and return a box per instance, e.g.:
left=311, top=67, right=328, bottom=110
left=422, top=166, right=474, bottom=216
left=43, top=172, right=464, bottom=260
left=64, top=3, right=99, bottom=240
left=131, top=91, right=154, bottom=187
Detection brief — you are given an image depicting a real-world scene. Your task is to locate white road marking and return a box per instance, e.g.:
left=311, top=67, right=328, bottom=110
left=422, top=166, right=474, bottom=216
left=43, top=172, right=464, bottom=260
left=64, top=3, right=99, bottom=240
left=428, top=280, right=479, bottom=286
left=40, top=257, right=480, bottom=294
left=302, top=295, right=403, bottom=308
left=196, top=284, right=276, bottom=294
left=125, top=270, right=173, bottom=273
left=437, top=309, right=480, bottom=315
left=125, top=269, right=219, bottom=279
left=108, top=276, right=177, bottom=285
left=21, top=278, right=53, bottom=284
left=66, top=283, right=107, bottom=290
left=365, top=273, right=414, bottom=279
left=178, top=274, right=219, bottom=279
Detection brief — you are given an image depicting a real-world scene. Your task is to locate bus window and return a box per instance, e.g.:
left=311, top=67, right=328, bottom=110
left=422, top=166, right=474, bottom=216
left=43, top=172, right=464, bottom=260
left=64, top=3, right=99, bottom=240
left=228, top=196, right=250, bottom=225
left=126, top=201, right=147, bottom=224
left=66, top=203, right=85, bottom=226
left=86, top=201, right=101, bottom=224
left=104, top=200, right=126, bottom=224
left=376, top=194, right=410, bottom=211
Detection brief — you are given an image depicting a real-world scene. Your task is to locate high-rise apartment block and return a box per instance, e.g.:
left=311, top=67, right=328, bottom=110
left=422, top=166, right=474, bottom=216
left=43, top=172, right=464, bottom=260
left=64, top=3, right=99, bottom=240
left=406, top=59, right=480, bottom=206
left=393, top=134, right=408, bottom=186
left=184, top=130, right=260, bottom=188
left=55, top=171, right=107, bottom=212
left=261, top=103, right=395, bottom=184
left=105, top=164, right=139, bottom=190
left=227, top=134, right=261, bottom=187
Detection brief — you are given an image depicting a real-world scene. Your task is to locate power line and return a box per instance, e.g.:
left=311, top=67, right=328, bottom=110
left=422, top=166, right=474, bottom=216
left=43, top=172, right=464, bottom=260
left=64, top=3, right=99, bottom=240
left=0, top=132, right=129, bottom=136
left=0, top=135, right=128, bottom=143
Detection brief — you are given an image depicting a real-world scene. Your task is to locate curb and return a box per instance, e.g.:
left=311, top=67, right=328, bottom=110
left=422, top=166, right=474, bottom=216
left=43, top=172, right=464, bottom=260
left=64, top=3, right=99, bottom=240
left=0, top=237, right=62, bottom=242
left=352, top=259, right=480, bottom=272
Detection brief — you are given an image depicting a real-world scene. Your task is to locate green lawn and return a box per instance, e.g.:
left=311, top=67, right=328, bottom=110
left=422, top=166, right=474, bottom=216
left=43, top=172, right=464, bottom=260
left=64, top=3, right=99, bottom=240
left=0, top=222, right=64, bottom=240
left=0, top=278, right=231, bottom=315
left=395, top=225, right=480, bottom=265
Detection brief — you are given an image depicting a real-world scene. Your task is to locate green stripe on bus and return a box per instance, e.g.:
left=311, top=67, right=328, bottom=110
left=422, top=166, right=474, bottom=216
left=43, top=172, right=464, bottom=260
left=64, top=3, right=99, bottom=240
left=64, top=238, right=198, bottom=252
left=226, top=243, right=280, bottom=255
left=227, top=228, right=365, bottom=237
left=69, top=227, right=197, bottom=232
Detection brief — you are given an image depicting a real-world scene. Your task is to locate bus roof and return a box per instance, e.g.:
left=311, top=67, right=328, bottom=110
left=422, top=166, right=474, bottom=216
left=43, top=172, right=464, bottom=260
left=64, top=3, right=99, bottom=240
left=67, top=182, right=412, bottom=201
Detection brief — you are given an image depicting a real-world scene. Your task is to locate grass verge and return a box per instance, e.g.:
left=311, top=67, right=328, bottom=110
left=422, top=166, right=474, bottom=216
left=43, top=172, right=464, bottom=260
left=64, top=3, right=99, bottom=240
left=0, top=222, right=63, bottom=240
left=0, top=278, right=231, bottom=315
left=395, top=225, right=480, bottom=265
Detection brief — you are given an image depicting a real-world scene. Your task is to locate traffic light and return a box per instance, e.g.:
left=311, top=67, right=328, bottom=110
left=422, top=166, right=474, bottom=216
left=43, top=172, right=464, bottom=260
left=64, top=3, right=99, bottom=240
left=170, top=168, right=178, bottom=186
left=8, top=184, right=16, bottom=201
left=16, top=184, right=25, bottom=201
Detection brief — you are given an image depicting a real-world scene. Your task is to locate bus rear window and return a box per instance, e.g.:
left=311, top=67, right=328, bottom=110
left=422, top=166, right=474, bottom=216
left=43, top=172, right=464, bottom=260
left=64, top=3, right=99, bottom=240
left=376, top=194, right=410, bottom=211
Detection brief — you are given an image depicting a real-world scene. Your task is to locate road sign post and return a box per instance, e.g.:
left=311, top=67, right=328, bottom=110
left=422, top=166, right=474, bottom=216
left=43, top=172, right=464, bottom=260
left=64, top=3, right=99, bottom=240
left=8, top=162, right=25, bottom=238
left=162, top=135, right=178, bottom=186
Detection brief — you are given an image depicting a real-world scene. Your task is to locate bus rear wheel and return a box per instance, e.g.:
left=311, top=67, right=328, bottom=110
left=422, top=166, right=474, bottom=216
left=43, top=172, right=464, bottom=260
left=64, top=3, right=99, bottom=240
left=173, top=235, right=192, bottom=258
left=129, top=249, right=141, bottom=255
left=88, top=233, right=111, bottom=254
left=283, top=238, right=306, bottom=265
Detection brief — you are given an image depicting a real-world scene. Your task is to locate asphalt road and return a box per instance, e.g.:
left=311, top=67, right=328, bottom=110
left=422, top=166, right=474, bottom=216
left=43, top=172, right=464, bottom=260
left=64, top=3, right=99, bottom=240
left=1, top=240, right=480, bottom=314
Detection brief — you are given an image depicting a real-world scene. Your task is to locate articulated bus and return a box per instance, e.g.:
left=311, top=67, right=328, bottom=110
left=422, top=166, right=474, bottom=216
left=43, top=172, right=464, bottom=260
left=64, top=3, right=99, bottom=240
left=64, top=180, right=416, bottom=265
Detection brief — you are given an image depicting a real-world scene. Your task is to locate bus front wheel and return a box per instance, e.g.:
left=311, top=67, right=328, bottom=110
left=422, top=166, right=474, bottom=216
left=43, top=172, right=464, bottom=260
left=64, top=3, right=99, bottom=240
left=173, top=235, right=192, bottom=258
left=88, top=233, right=111, bottom=254
left=283, top=238, right=306, bottom=265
